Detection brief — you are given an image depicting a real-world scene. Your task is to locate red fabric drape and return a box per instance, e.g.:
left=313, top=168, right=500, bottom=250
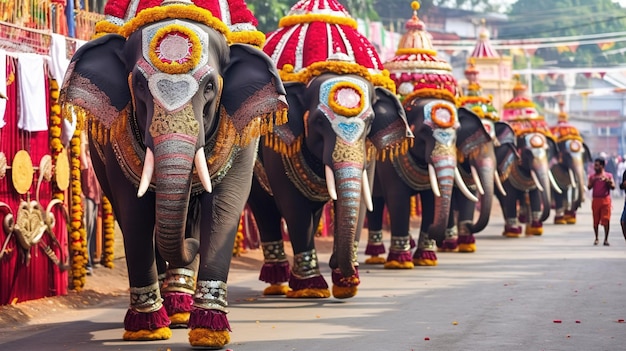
left=0, top=55, right=68, bottom=305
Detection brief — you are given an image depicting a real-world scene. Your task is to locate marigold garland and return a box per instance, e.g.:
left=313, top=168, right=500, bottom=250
left=119, top=4, right=230, bottom=39
left=233, top=214, right=245, bottom=257
left=327, top=82, right=365, bottom=117
left=395, top=47, right=437, bottom=57
left=69, top=128, right=87, bottom=290
left=100, top=196, right=115, bottom=268
left=278, top=14, right=357, bottom=29
left=402, top=88, right=457, bottom=106
left=94, top=20, right=122, bottom=37
left=430, top=102, right=456, bottom=129
left=228, top=30, right=265, bottom=48
left=149, top=24, right=202, bottom=74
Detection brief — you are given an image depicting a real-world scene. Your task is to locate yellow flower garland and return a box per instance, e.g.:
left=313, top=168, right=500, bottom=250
left=94, top=20, right=122, bottom=37
left=148, top=23, right=202, bottom=74
left=327, top=81, right=365, bottom=117
left=119, top=4, right=230, bottom=39
left=70, top=129, right=87, bottom=290
left=228, top=30, right=266, bottom=48
left=233, top=214, right=245, bottom=257
left=101, top=196, right=115, bottom=268
left=278, top=14, right=357, bottom=29
left=395, top=47, right=438, bottom=57
left=402, top=88, right=457, bottom=106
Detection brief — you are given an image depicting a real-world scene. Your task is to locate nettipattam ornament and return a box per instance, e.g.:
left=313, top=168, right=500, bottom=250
left=502, top=75, right=555, bottom=140
left=384, top=1, right=458, bottom=105
left=262, top=0, right=395, bottom=92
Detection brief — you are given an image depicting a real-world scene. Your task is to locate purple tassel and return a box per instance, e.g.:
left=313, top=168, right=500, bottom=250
left=188, top=307, right=231, bottom=332
left=440, top=238, right=458, bottom=251
left=124, top=305, right=170, bottom=332
left=259, top=261, right=290, bottom=284
left=163, top=292, right=193, bottom=316
left=386, top=250, right=413, bottom=263
left=365, top=242, right=386, bottom=256
left=457, top=235, right=475, bottom=245
left=331, top=267, right=360, bottom=287
left=410, top=237, right=416, bottom=249
left=530, top=220, right=542, bottom=229
left=288, top=272, right=328, bottom=291
left=504, top=225, right=522, bottom=235
left=415, top=249, right=437, bottom=261
left=518, top=214, right=527, bottom=224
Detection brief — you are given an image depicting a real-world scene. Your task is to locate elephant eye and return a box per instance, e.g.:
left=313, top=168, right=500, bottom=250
left=205, top=82, right=214, bottom=93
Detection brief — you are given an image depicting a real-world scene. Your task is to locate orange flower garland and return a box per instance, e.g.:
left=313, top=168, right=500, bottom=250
left=100, top=196, right=115, bottom=268
left=149, top=24, right=202, bottom=74
left=233, top=213, right=245, bottom=257
left=327, top=81, right=365, bottom=117
left=70, top=127, right=87, bottom=290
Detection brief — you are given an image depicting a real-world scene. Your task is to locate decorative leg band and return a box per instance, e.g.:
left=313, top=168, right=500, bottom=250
left=331, top=267, right=360, bottom=299
left=457, top=221, right=476, bottom=253
left=525, top=212, right=543, bottom=235
left=413, top=234, right=438, bottom=266
left=162, top=268, right=196, bottom=327
left=503, top=218, right=522, bottom=238
left=188, top=280, right=231, bottom=348
left=439, top=226, right=459, bottom=252
left=384, top=235, right=414, bottom=269
left=286, top=250, right=330, bottom=298
left=564, top=210, right=576, bottom=224
left=123, top=283, right=171, bottom=341
left=365, top=230, right=386, bottom=264
left=259, top=240, right=290, bottom=293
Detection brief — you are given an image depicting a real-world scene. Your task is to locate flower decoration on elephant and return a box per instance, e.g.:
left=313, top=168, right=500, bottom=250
left=384, top=1, right=459, bottom=106
left=96, top=0, right=266, bottom=47
left=502, top=75, right=555, bottom=141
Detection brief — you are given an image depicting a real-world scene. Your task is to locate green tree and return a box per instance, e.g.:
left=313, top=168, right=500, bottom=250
left=248, top=0, right=291, bottom=34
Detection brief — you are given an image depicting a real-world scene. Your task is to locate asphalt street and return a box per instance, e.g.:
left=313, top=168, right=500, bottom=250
left=1, top=197, right=625, bottom=351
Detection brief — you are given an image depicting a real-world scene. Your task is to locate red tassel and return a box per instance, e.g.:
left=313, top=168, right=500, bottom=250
left=364, top=242, right=386, bottom=256
left=331, top=267, right=360, bottom=287
left=259, top=261, right=290, bottom=284
left=440, top=238, right=458, bottom=251
left=386, top=250, right=413, bottom=263
left=163, top=292, right=194, bottom=315
left=288, top=272, right=328, bottom=291
left=188, top=307, right=231, bottom=332
left=414, top=249, right=437, bottom=262
left=123, top=305, right=171, bottom=332
left=457, top=235, right=475, bottom=245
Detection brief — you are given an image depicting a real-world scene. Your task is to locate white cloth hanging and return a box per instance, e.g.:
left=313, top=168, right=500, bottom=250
left=48, top=33, right=69, bottom=85
left=17, top=53, right=48, bottom=132
left=0, top=49, right=7, bottom=128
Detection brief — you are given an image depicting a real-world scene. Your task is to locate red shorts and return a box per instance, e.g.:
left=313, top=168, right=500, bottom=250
left=592, top=197, right=612, bottom=226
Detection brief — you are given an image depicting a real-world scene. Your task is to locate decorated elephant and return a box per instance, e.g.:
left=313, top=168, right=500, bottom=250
left=248, top=0, right=412, bottom=299
left=440, top=60, right=517, bottom=253
left=496, top=79, right=560, bottom=237
left=59, top=0, right=287, bottom=348
left=550, top=102, right=592, bottom=225
left=364, top=3, right=481, bottom=268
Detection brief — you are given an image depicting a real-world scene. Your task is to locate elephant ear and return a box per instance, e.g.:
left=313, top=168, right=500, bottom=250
left=59, top=34, right=130, bottom=132
left=264, top=82, right=306, bottom=155
left=457, top=107, right=491, bottom=157
left=495, top=121, right=517, bottom=147
left=220, top=44, right=288, bottom=148
left=494, top=121, right=519, bottom=179
left=370, top=87, right=413, bottom=160
left=583, top=142, right=593, bottom=163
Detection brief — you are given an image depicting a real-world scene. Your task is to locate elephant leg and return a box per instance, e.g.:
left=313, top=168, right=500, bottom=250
left=553, top=189, right=566, bottom=224
left=456, top=191, right=477, bottom=253
left=188, top=145, right=256, bottom=348
left=364, top=196, right=387, bottom=264
left=413, top=191, right=438, bottom=266
left=563, top=187, right=577, bottom=224
left=383, top=188, right=414, bottom=269
left=248, top=176, right=290, bottom=296
left=525, top=189, right=544, bottom=236
left=496, top=181, right=523, bottom=237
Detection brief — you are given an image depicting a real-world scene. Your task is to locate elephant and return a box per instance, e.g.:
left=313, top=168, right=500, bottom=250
left=550, top=111, right=592, bottom=225
left=439, top=117, right=519, bottom=253
left=247, top=70, right=411, bottom=299
left=364, top=102, right=484, bottom=268
left=59, top=2, right=288, bottom=348
left=496, top=121, right=560, bottom=237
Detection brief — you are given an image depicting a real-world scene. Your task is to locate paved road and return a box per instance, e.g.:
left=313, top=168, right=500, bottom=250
left=1, top=198, right=626, bottom=351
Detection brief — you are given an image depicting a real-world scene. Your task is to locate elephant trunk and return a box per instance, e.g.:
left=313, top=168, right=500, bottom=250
left=469, top=146, right=496, bottom=233
left=154, top=133, right=200, bottom=267
left=532, top=158, right=553, bottom=222
left=428, top=147, right=456, bottom=240
left=333, top=164, right=362, bottom=278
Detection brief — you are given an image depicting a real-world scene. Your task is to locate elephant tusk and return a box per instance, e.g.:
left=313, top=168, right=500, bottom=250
left=454, top=167, right=478, bottom=202
left=195, top=149, right=212, bottom=193
left=530, top=170, right=545, bottom=192
left=137, top=148, right=155, bottom=198
left=325, top=165, right=338, bottom=201
left=494, top=169, right=507, bottom=196
left=428, top=164, right=441, bottom=197
left=568, top=168, right=577, bottom=189
left=361, top=170, right=373, bottom=212
left=549, top=170, right=563, bottom=194
left=470, top=165, right=485, bottom=195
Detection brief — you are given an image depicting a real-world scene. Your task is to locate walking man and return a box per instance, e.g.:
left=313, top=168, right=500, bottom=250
left=588, top=158, right=614, bottom=246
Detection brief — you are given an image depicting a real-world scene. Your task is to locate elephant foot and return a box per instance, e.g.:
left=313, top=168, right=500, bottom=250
left=502, top=225, right=523, bottom=238
left=263, top=284, right=290, bottom=295
left=163, top=292, right=193, bottom=328
left=259, top=261, right=290, bottom=285
left=365, top=242, right=386, bottom=256
left=331, top=268, right=360, bottom=299
left=518, top=214, right=527, bottom=224
left=457, top=235, right=476, bottom=253
left=286, top=273, right=330, bottom=298
left=438, top=238, right=459, bottom=252
left=188, top=307, right=231, bottom=348
left=384, top=250, right=414, bottom=269
left=413, top=249, right=438, bottom=266
left=123, top=306, right=172, bottom=341
left=365, top=256, right=387, bottom=264
left=564, top=211, right=576, bottom=224
left=554, top=215, right=567, bottom=225
left=525, top=221, right=543, bottom=235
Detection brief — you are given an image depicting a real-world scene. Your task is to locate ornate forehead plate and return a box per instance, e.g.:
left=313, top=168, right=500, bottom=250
left=423, top=100, right=458, bottom=130
left=318, top=76, right=372, bottom=144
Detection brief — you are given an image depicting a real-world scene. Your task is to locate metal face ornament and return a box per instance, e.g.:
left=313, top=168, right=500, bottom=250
left=318, top=77, right=372, bottom=144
